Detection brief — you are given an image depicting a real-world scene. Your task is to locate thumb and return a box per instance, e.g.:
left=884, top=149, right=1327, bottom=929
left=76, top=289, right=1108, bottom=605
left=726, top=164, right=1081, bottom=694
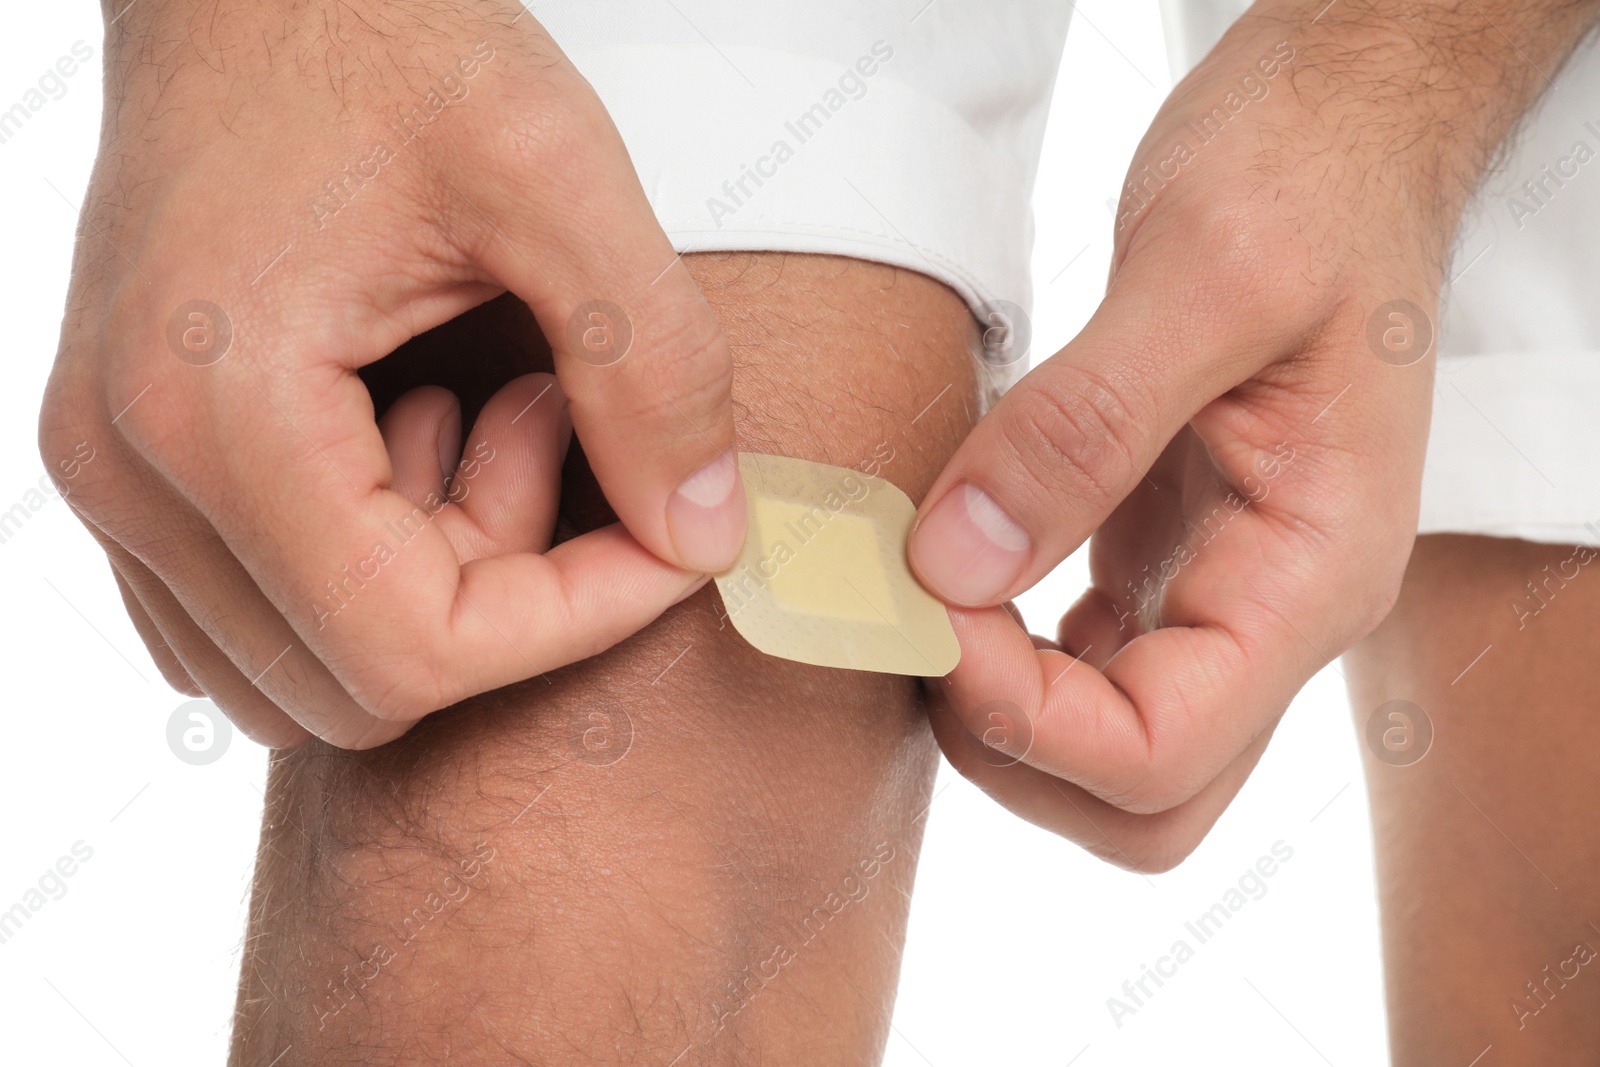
left=908, top=234, right=1294, bottom=606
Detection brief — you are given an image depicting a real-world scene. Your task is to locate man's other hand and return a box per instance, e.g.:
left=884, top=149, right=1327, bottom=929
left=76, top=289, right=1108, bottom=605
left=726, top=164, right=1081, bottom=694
left=38, top=1, right=745, bottom=748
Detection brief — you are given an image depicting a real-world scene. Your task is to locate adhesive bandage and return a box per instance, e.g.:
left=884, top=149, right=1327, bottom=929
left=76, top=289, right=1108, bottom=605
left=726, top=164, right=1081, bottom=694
left=713, top=453, right=961, bottom=676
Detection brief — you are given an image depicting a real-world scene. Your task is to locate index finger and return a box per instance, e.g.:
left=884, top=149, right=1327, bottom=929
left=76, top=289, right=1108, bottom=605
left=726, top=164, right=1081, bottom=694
left=122, top=350, right=703, bottom=722
left=937, top=517, right=1330, bottom=815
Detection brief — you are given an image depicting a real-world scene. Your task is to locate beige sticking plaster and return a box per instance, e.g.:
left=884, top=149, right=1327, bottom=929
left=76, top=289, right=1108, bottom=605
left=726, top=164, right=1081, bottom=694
left=713, top=453, right=960, bottom=676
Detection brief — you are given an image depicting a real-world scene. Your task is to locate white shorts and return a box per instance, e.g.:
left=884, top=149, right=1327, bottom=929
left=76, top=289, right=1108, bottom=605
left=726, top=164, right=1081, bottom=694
left=540, top=0, right=1600, bottom=549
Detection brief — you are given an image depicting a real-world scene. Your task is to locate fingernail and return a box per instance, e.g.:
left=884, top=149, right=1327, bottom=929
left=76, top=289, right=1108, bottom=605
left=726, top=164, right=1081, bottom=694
left=437, top=405, right=462, bottom=482
left=910, top=483, right=1030, bottom=606
left=667, top=449, right=746, bottom=573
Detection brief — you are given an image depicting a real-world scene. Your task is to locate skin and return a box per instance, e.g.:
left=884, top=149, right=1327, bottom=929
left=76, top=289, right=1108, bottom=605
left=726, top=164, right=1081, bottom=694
left=1345, top=534, right=1600, bottom=1065
left=39, top=0, right=749, bottom=751
left=917, top=0, right=1600, bottom=871
left=39, top=0, right=1600, bottom=1060
left=229, top=251, right=979, bottom=1066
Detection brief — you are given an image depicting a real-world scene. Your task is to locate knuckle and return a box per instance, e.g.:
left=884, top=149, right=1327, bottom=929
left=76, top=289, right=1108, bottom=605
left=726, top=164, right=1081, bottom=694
left=1187, top=197, right=1271, bottom=269
left=103, top=351, right=179, bottom=458
left=485, top=79, right=609, bottom=176
left=337, top=734, right=396, bottom=752
left=38, top=391, right=119, bottom=516
left=324, top=718, right=409, bottom=752
left=329, top=638, right=449, bottom=723
left=151, top=659, right=193, bottom=693
left=1092, top=746, right=1196, bottom=816
left=1099, top=826, right=1203, bottom=875
left=643, top=309, right=734, bottom=409
left=37, top=407, right=96, bottom=495
left=1356, top=567, right=1405, bottom=640
left=1091, top=713, right=1208, bottom=817
left=1323, top=521, right=1412, bottom=644
left=1188, top=198, right=1281, bottom=276
left=1371, top=527, right=1415, bottom=620
left=344, top=665, right=443, bottom=723
left=1112, top=776, right=1198, bottom=818
left=145, top=642, right=203, bottom=697
left=1000, top=370, right=1145, bottom=504
left=1182, top=199, right=1334, bottom=328
left=592, top=306, right=733, bottom=429
left=436, top=77, right=614, bottom=243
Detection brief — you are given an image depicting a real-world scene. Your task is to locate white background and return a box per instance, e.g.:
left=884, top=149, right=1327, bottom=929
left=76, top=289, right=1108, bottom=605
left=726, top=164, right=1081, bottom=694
left=0, top=2, right=1385, bottom=1064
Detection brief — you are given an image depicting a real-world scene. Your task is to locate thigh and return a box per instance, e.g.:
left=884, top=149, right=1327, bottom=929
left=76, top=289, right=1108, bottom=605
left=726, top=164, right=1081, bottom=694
left=1344, top=533, right=1600, bottom=1065
left=230, top=252, right=980, bottom=1067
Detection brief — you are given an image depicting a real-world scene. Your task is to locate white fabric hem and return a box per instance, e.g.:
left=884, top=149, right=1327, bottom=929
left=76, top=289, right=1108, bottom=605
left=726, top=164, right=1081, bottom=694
left=562, top=41, right=1043, bottom=402
left=1420, top=351, right=1600, bottom=546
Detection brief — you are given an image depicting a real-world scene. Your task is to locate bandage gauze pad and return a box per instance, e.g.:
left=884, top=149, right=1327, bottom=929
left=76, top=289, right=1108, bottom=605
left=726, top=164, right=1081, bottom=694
left=713, top=453, right=960, bottom=676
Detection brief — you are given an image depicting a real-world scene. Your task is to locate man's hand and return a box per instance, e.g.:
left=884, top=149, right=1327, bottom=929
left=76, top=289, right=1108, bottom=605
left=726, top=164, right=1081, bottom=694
left=909, top=0, right=1599, bottom=870
left=38, top=1, right=746, bottom=749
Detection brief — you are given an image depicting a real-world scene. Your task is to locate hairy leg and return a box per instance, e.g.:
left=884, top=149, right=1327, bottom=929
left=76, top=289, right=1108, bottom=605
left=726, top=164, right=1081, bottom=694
left=1344, top=533, right=1600, bottom=1064
left=229, top=252, right=979, bottom=1067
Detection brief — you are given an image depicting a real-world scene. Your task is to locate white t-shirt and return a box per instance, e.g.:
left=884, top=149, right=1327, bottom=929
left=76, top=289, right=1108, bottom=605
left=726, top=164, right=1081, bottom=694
left=539, top=1, right=1600, bottom=546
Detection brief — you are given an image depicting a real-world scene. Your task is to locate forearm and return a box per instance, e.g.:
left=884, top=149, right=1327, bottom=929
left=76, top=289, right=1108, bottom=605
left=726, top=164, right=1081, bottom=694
left=1136, top=0, right=1600, bottom=274
left=230, top=253, right=979, bottom=1066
